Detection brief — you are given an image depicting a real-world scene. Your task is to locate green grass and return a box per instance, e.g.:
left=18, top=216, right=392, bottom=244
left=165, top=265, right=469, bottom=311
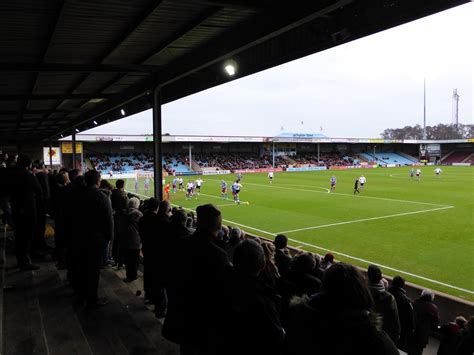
left=118, top=166, right=474, bottom=301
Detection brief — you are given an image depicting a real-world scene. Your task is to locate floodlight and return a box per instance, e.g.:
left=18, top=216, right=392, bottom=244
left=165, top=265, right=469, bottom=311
left=75, top=128, right=79, bottom=133
left=224, top=59, right=238, bottom=76
left=120, top=109, right=126, bottom=116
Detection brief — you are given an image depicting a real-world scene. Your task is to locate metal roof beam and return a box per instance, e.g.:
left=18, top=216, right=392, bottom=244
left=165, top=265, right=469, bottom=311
left=0, top=93, right=114, bottom=100
left=0, top=63, right=163, bottom=73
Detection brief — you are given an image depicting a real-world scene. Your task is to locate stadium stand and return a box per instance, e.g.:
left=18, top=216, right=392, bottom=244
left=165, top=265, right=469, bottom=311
left=442, top=151, right=473, bottom=164
left=89, top=153, right=154, bottom=173
left=359, top=152, right=417, bottom=166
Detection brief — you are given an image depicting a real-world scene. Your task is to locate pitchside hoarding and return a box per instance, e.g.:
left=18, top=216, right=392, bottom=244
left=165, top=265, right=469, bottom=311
left=43, top=147, right=61, bottom=165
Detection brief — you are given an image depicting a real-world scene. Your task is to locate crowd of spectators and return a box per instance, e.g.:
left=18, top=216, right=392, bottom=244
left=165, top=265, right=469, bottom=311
left=89, top=152, right=154, bottom=173
left=291, top=152, right=355, bottom=167
left=1, top=152, right=473, bottom=355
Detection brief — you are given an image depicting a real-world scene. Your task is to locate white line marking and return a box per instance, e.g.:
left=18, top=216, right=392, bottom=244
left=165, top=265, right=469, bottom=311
left=277, top=206, right=455, bottom=234
left=128, top=190, right=472, bottom=294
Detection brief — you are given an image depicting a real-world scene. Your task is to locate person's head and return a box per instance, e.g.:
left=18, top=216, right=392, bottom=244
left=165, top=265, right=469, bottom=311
left=233, top=239, right=265, bottom=276
left=420, top=289, right=435, bottom=302
left=291, top=252, right=316, bottom=275
left=321, top=262, right=374, bottom=310
left=16, top=154, right=32, bottom=170
left=367, top=264, right=382, bottom=284
left=116, top=179, right=125, bottom=190
left=274, top=234, right=288, bottom=249
left=146, top=198, right=159, bottom=213
left=84, top=169, right=101, bottom=187
left=157, top=200, right=171, bottom=217
left=196, top=204, right=222, bottom=236
left=171, top=207, right=178, bottom=215
left=455, top=316, right=467, bottom=328
left=68, top=168, right=80, bottom=182
left=99, top=179, right=113, bottom=191
left=171, top=209, right=187, bottom=227
left=128, top=197, right=140, bottom=210
left=229, top=227, right=242, bottom=244
left=323, top=253, right=334, bottom=264
left=466, top=316, right=474, bottom=333
left=391, top=275, right=405, bottom=289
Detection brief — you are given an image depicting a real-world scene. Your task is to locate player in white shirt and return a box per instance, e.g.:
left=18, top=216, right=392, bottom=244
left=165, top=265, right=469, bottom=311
left=416, top=168, right=421, bottom=180
left=231, top=181, right=243, bottom=204
left=268, top=171, right=274, bottom=184
left=195, top=178, right=203, bottom=195
left=178, top=177, right=184, bottom=191
left=186, top=181, right=194, bottom=200
left=359, top=175, right=366, bottom=191
left=434, top=167, right=442, bottom=176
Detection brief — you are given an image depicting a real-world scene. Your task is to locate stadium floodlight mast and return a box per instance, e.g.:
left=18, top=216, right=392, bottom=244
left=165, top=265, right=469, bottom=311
left=224, top=59, right=238, bottom=76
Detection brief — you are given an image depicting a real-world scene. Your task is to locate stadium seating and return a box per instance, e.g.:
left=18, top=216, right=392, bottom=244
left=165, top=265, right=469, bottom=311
left=442, top=151, right=473, bottom=164
left=89, top=153, right=154, bottom=173
left=360, top=152, right=416, bottom=166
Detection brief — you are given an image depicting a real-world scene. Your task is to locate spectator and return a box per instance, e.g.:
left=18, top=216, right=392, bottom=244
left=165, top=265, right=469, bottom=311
left=150, top=200, right=172, bottom=318
left=218, top=239, right=285, bottom=355
left=77, top=169, right=113, bottom=308
left=457, top=316, right=474, bottom=355
left=260, top=241, right=280, bottom=288
left=274, top=234, right=292, bottom=278
left=225, top=227, right=243, bottom=263
left=388, top=275, right=415, bottom=351
left=7, top=155, right=42, bottom=270
left=121, top=197, right=143, bottom=282
left=321, top=253, right=335, bottom=270
left=285, top=262, right=398, bottom=355
left=367, top=265, right=401, bottom=345
left=407, top=289, right=440, bottom=355
left=32, top=161, right=49, bottom=256
left=162, top=204, right=230, bottom=353
left=111, top=179, right=129, bottom=267
left=311, top=253, right=325, bottom=281
left=138, top=197, right=159, bottom=303
left=438, top=316, right=467, bottom=355
left=288, top=252, right=321, bottom=297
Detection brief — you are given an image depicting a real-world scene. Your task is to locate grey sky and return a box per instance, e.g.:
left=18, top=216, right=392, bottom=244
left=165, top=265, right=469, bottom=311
left=85, top=3, right=473, bottom=138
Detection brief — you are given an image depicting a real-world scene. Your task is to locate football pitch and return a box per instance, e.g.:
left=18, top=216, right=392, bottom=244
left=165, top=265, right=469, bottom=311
left=119, top=166, right=474, bottom=301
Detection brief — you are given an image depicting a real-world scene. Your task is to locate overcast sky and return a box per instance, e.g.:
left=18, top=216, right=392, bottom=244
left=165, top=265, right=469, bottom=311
left=84, top=3, right=473, bottom=138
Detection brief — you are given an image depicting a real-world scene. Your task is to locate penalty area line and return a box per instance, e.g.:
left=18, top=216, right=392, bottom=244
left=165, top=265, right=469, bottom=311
left=277, top=206, right=455, bottom=234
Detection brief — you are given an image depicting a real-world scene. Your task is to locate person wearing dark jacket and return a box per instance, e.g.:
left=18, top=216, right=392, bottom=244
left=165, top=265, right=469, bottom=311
left=7, top=155, right=43, bottom=270
left=457, top=316, right=474, bottom=355
left=149, top=199, right=173, bottom=318
left=437, top=316, right=466, bottom=355
left=367, top=265, right=401, bottom=345
left=274, top=234, right=292, bottom=278
left=162, top=204, right=230, bottom=354
left=288, top=252, right=321, bottom=297
left=121, top=197, right=143, bottom=282
left=217, top=239, right=285, bottom=355
left=407, top=289, right=440, bottom=355
left=388, top=275, right=415, bottom=351
left=285, top=262, right=398, bottom=355
left=32, top=161, right=50, bottom=254
left=139, top=197, right=160, bottom=302
left=77, top=170, right=113, bottom=307
left=111, top=179, right=129, bottom=267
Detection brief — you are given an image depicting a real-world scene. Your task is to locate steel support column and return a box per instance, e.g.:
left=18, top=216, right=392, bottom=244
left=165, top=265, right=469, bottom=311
left=72, top=129, right=77, bottom=169
left=49, top=140, right=53, bottom=167
left=152, top=88, right=163, bottom=201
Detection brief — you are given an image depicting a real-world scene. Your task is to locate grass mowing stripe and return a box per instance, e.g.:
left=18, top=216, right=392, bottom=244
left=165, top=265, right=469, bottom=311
left=277, top=206, right=455, bottom=234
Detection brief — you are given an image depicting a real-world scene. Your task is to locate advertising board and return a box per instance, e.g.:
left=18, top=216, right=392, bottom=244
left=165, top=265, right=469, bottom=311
left=202, top=170, right=231, bottom=175
left=43, top=147, right=61, bottom=165
left=286, top=166, right=327, bottom=172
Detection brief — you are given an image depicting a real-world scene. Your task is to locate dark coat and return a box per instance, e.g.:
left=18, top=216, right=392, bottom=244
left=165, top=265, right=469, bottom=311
left=162, top=229, right=230, bottom=347
left=388, top=285, right=415, bottom=351
left=275, top=248, right=292, bottom=278
left=111, top=189, right=128, bottom=213
left=409, top=295, right=440, bottom=349
left=437, top=322, right=463, bottom=355
left=456, top=328, right=474, bottom=355
left=121, top=208, right=143, bottom=250
left=287, top=269, right=321, bottom=298
left=368, top=283, right=401, bottom=345
left=8, top=168, right=43, bottom=218
left=79, top=185, right=114, bottom=244
left=217, top=268, right=285, bottom=355
left=285, top=293, right=399, bottom=355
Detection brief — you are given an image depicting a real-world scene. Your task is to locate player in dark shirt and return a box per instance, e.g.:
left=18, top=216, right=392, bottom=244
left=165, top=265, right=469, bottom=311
left=354, top=178, right=360, bottom=195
